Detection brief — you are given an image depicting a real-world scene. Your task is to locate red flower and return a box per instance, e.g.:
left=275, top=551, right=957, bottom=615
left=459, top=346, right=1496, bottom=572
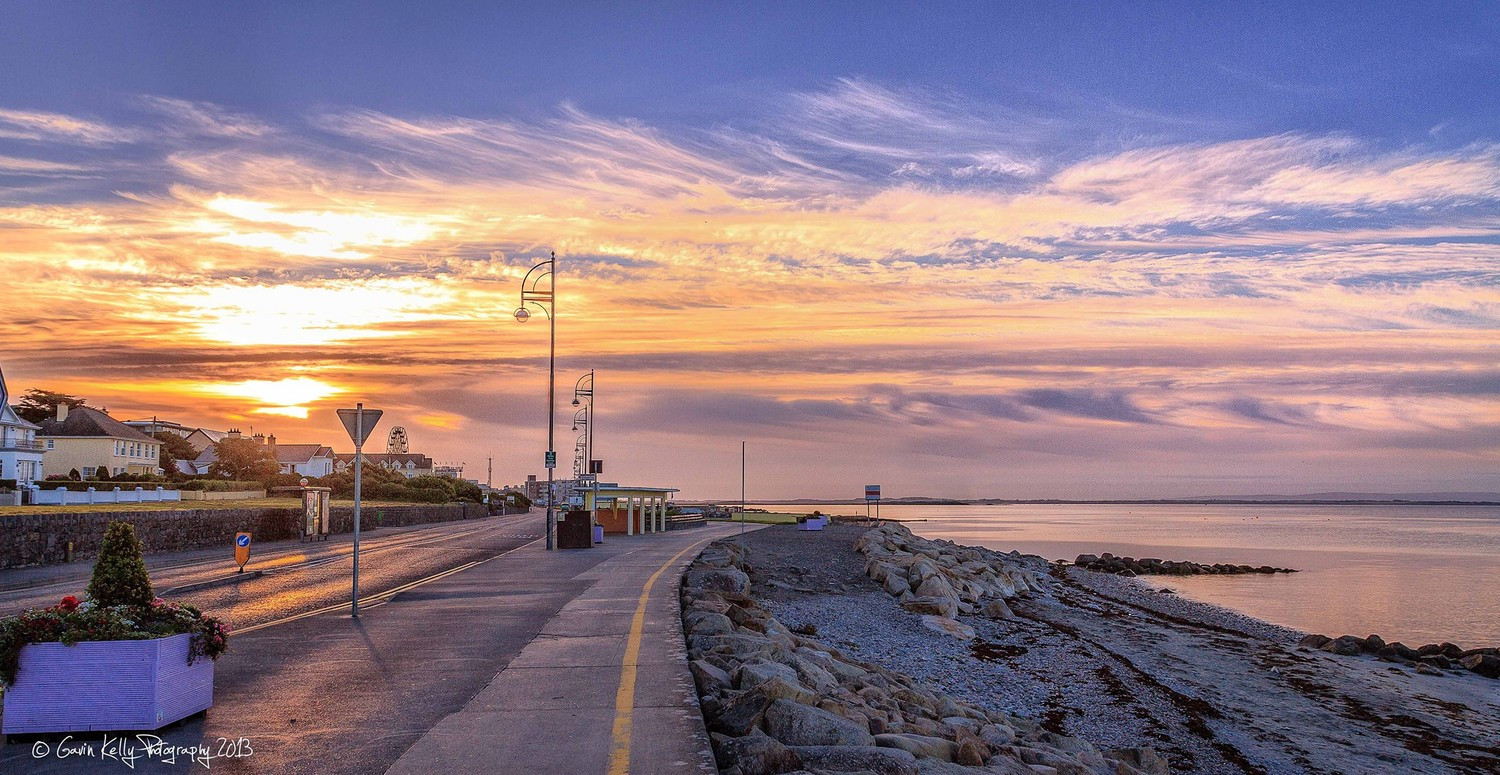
left=57, top=595, right=80, bottom=612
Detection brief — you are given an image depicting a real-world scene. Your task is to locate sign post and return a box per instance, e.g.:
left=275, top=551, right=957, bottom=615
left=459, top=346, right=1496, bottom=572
left=234, top=532, right=251, bottom=573
left=337, top=403, right=383, bottom=617
left=864, top=484, right=881, bottom=523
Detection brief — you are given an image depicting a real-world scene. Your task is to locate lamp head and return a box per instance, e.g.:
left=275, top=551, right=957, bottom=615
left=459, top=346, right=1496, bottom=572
left=572, top=398, right=580, bottom=406
left=514, top=307, right=530, bottom=323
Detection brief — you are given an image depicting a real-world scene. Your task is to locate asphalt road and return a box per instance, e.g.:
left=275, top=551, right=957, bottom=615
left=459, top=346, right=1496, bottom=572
left=0, top=512, right=543, bottom=630
left=3, top=510, right=556, bottom=773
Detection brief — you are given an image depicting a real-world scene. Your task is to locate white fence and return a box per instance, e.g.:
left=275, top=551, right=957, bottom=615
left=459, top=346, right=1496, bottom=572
left=31, top=486, right=183, bottom=506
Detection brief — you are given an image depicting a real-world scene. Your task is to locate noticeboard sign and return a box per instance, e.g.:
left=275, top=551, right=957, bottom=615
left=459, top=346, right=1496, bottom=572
left=864, top=484, right=881, bottom=501
left=544, top=450, right=557, bottom=469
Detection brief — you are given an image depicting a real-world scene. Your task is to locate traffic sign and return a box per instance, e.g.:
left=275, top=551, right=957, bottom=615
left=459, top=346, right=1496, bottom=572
left=337, top=406, right=384, bottom=447
left=544, top=450, right=557, bottom=469
left=234, top=532, right=251, bottom=572
left=865, top=484, right=881, bottom=501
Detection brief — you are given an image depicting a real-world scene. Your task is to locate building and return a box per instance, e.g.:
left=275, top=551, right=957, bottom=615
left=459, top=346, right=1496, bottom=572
left=333, top=452, right=435, bottom=478
left=0, top=366, right=44, bottom=484
left=181, top=427, right=227, bottom=455
left=435, top=463, right=464, bottom=479
left=269, top=439, right=336, bottom=477
left=36, top=405, right=161, bottom=478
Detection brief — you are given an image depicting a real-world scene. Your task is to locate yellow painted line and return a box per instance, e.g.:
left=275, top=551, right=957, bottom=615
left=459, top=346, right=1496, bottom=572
left=606, top=536, right=717, bottom=775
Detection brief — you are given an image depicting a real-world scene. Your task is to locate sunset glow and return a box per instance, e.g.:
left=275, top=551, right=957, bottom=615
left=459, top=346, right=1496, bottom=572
left=1, top=5, right=1495, bottom=498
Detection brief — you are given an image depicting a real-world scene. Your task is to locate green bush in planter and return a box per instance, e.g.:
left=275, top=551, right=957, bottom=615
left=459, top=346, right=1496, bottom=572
left=86, top=521, right=154, bottom=608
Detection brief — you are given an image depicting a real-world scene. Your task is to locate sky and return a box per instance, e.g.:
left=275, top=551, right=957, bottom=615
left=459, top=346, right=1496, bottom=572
left=1, top=2, right=1497, bottom=499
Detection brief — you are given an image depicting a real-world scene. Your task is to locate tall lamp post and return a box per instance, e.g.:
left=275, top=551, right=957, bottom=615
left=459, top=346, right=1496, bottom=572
left=573, top=370, right=596, bottom=536
left=515, top=252, right=556, bottom=550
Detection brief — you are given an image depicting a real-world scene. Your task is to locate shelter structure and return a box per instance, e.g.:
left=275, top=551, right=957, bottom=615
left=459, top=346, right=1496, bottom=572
left=586, top=485, right=678, bottom=536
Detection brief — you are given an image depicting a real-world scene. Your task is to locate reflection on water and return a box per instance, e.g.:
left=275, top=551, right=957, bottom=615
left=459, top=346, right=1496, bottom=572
left=758, top=503, right=1500, bottom=645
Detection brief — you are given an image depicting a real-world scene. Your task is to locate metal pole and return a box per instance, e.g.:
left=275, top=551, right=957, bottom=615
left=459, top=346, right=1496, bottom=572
left=739, top=441, right=745, bottom=540
left=352, top=403, right=363, bottom=617
left=546, top=253, right=555, bottom=550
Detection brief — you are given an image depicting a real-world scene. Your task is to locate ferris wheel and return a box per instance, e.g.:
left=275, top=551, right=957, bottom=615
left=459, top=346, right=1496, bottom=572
left=386, top=426, right=409, bottom=454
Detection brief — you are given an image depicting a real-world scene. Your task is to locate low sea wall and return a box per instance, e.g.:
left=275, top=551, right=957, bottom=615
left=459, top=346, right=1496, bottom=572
left=0, top=502, right=488, bottom=569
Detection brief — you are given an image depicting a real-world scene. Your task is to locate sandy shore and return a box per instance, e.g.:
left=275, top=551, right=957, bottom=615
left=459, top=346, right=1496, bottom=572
left=734, top=522, right=1500, bottom=775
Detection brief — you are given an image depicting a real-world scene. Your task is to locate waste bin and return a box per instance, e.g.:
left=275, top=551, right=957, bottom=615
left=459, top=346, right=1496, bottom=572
left=557, top=509, right=594, bottom=549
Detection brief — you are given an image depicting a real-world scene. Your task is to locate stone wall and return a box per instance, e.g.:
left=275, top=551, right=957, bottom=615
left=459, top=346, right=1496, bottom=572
left=0, top=502, right=488, bottom=569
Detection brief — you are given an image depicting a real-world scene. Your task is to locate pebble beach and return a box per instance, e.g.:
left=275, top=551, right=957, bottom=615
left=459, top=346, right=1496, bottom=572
left=688, top=521, right=1500, bottom=775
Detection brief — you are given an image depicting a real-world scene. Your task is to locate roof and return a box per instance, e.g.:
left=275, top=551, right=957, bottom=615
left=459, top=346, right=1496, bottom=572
left=273, top=444, right=334, bottom=464
left=335, top=452, right=434, bottom=467
left=0, top=365, right=39, bottom=430
left=37, top=406, right=156, bottom=442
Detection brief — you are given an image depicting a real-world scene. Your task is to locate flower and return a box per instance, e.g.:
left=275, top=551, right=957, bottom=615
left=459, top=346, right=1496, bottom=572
left=57, top=595, right=80, bottom=612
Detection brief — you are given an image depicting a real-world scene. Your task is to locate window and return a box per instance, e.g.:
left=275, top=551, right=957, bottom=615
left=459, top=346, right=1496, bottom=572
left=46, top=439, right=54, bottom=449
left=83, top=467, right=97, bottom=478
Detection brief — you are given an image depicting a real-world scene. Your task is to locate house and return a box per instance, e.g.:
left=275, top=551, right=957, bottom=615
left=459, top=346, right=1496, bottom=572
left=36, top=405, right=161, bottom=478
left=268, top=437, right=335, bottom=477
left=0, top=366, right=45, bottom=484
left=333, top=452, right=435, bottom=479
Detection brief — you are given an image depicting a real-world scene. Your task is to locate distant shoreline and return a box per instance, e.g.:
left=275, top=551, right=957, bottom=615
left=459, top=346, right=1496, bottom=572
left=681, top=498, right=1500, bottom=507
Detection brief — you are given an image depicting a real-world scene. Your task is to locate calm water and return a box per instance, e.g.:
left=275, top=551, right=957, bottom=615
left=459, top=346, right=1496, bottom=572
left=757, top=503, right=1500, bottom=646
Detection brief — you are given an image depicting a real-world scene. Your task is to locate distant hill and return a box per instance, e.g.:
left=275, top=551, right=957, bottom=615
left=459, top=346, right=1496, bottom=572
left=1215, top=491, right=1500, bottom=503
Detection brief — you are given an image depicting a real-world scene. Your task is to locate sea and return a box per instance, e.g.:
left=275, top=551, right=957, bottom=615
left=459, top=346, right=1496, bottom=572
left=754, top=502, right=1500, bottom=647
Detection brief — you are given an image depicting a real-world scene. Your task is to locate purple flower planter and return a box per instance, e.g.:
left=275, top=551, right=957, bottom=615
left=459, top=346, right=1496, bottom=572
left=2, top=633, right=214, bottom=734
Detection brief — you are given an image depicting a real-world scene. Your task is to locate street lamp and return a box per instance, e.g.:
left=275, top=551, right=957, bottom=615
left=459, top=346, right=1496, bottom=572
left=572, top=370, right=597, bottom=540
left=515, top=251, right=556, bottom=550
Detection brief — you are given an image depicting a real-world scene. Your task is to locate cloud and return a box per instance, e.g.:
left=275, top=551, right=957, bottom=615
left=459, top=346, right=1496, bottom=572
left=0, top=108, right=140, bottom=145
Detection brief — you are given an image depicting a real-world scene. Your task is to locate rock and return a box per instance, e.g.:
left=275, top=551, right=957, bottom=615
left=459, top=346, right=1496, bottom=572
left=1414, top=662, right=1444, bottom=676
left=1074, top=554, right=1099, bottom=566
left=874, top=733, right=959, bottom=762
left=1363, top=634, right=1386, bottom=653
left=1460, top=653, right=1500, bottom=679
left=764, top=699, right=877, bottom=747
left=685, top=567, right=751, bottom=594
left=757, top=676, right=823, bottom=705
left=1375, top=646, right=1410, bottom=664
left=788, top=745, right=919, bottom=775
left=979, top=723, right=1017, bottom=748
left=737, top=660, right=802, bottom=689
left=1298, top=634, right=1333, bottom=650
left=884, top=573, right=912, bottom=597
left=900, top=596, right=958, bottom=618
left=1418, top=655, right=1452, bottom=670
left=685, top=611, right=736, bottom=637
left=954, top=738, right=987, bottom=766
left=982, top=599, right=1018, bottom=620
left=1417, top=643, right=1444, bottom=656
left=1439, top=642, right=1466, bottom=659
left=914, top=574, right=957, bottom=600
left=713, top=732, right=804, bottom=775
left=920, top=615, right=976, bottom=639
left=691, top=659, right=733, bottom=695
left=710, top=687, right=774, bottom=736
left=1321, top=636, right=1365, bottom=656
left=1389, top=642, right=1422, bottom=661
left=1105, top=748, right=1170, bottom=775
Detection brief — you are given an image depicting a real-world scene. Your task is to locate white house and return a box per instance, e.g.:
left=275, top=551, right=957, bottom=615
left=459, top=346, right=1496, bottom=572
left=271, top=440, right=335, bottom=477
left=0, top=366, right=44, bottom=484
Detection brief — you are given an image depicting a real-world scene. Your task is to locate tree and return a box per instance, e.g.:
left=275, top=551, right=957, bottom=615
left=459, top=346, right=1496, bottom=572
left=87, top=521, right=154, bottom=607
left=93, top=463, right=113, bottom=481
left=207, top=437, right=280, bottom=481
left=155, top=432, right=199, bottom=477
left=14, top=389, right=87, bottom=424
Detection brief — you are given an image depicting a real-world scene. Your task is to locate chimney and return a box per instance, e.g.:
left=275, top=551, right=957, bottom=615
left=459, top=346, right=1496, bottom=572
left=267, top=434, right=276, bottom=450
left=252, top=433, right=265, bottom=445
left=227, top=428, right=241, bottom=440
left=56, top=404, right=68, bottom=422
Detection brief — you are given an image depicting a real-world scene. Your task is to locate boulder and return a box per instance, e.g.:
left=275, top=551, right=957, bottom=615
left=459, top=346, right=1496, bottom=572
left=1320, top=636, right=1365, bottom=656
left=712, top=732, right=804, bottom=775
left=1363, top=634, right=1386, bottom=653
left=756, top=676, right=824, bottom=705
left=1418, top=655, right=1452, bottom=670
left=978, top=723, right=1017, bottom=748
left=788, top=745, right=920, bottom=775
left=737, top=660, right=802, bottom=689
left=915, top=574, right=957, bottom=600
left=900, top=596, right=958, bottom=618
left=920, top=615, right=976, bottom=640
left=884, top=573, right=912, bottom=597
left=1460, top=653, right=1500, bottom=679
left=1105, top=748, right=1171, bottom=775
left=1440, top=642, right=1466, bottom=659
left=685, top=567, right=751, bottom=594
left=710, top=687, right=775, bottom=736
left=764, top=699, right=877, bottom=747
left=983, top=599, right=1018, bottom=620
left=1298, top=634, right=1333, bottom=650
left=1074, top=554, right=1099, bottom=566
left=685, top=611, right=736, bottom=637
left=690, top=659, right=733, bottom=696
left=874, top=733, right=959, bottom=762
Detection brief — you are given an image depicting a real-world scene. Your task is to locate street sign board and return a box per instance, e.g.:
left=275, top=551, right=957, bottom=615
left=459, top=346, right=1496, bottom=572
left=544, top=450, right=557, bottom=469
left=234, top=532, right=251, bottom=571
left=865, top=484, right=881, bottom=501
left=337, top=407, right=384, bottom=447
left=589, top=459, right=603, bottom=474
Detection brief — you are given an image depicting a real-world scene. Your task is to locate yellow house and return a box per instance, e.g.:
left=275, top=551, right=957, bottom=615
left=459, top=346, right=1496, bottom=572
left=36, top=405, right=162, bottom=478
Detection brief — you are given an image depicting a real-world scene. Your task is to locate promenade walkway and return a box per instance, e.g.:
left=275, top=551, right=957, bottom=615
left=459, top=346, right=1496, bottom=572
left=388, top=521, right=757, bottom=775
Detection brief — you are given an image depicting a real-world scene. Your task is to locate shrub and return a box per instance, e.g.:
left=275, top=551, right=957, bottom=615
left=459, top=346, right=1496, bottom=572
left=0, top=597, right=230, bottom=687
left=86, top=522, right=154, bottom=608
left=68, top=468, right=81, bottom=480
left=0, top=478, right=16, bottom=491
left=178, top=479, right=265, bottom=492
left=93, top=465, right=113, bottom=481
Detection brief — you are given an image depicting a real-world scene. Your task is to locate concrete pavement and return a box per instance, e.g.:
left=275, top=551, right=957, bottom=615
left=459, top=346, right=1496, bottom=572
left=388, top=521, right=759, bottom=775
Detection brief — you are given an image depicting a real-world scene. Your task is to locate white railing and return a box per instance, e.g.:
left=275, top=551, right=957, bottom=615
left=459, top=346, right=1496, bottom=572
left=30, top=486, right=183, bottom=506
